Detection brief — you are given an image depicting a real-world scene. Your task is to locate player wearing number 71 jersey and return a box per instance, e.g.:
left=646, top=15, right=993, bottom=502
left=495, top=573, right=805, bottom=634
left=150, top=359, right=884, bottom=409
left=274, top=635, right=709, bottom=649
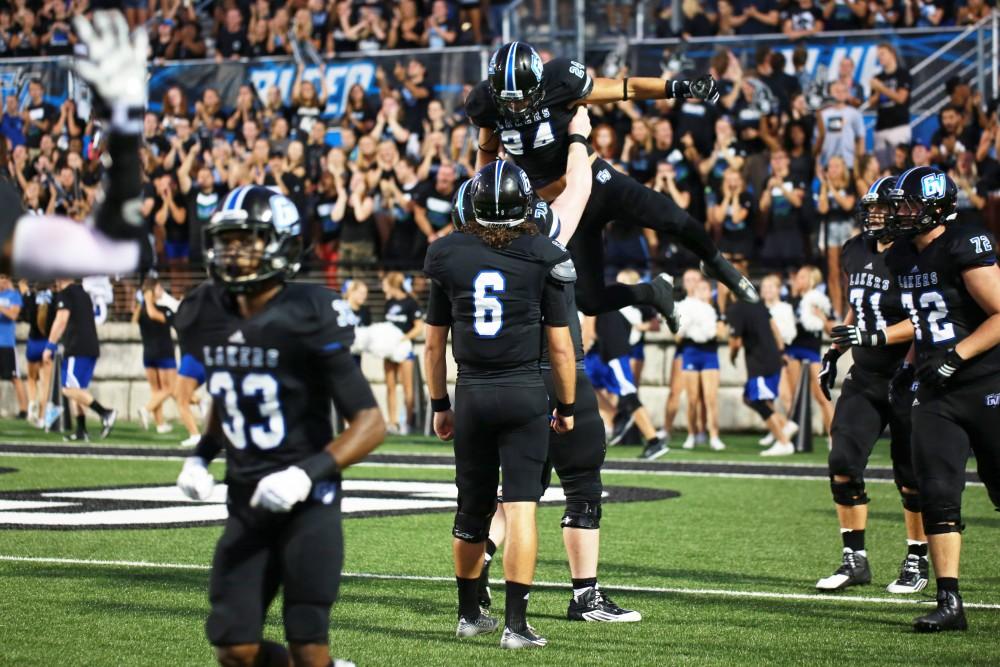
left=815, top=175, right=927, bottom=596
left=173, top=184, right=386, bottom=666
left=882, top=166, right=1000, bottom=633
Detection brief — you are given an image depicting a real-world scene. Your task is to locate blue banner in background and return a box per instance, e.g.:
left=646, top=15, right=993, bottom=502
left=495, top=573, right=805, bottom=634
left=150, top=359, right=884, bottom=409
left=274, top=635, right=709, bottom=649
left=247, top=61, right=378, bottom=119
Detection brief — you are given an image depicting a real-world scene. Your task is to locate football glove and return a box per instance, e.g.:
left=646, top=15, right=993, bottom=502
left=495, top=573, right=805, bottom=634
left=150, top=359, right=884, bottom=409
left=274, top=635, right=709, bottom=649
left=818, top=348, right=841, bottom=402
left=72, top=11, right=148, bottom=126
left=176, top=456, right=215, bottom=501
left=831, top=325, right=887, bottom=349
left=690, top=75, right=720, bottom=104
left=888, top=363, right=916, bottom=408
left=250, top=466, right=313, bottom=513
left=916, top=348, right=964, bottom=389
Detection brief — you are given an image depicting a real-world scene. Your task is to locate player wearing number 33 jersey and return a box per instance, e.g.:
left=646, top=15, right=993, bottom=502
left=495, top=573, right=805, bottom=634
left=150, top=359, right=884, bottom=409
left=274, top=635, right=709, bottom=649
left=173, top=185, right=385, bottom=666
left=882, top=166, right=1000, bottom=634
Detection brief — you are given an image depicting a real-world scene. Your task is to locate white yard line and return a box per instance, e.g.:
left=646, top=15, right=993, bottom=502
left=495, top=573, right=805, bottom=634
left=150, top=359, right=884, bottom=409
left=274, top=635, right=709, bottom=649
left=1, top=554, right=998, bottom=610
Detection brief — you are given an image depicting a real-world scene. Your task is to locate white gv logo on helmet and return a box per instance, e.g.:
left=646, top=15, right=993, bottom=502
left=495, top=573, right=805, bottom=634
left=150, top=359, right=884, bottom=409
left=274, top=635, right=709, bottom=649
left=920, top=173, right=946, bottom=199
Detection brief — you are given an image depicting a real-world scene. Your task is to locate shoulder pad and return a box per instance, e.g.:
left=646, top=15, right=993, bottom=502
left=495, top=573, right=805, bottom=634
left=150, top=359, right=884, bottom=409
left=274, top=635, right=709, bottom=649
left=549, top=258, right=577, bottom=284
left=949, top=224, right=997, bottom=269
left=544, top=58, right=593, bottom=104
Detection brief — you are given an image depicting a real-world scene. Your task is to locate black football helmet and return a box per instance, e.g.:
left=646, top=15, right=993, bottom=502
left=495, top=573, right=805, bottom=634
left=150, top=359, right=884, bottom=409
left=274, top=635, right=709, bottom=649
left=858, top=175, right=897, bottom=242
left=887, top=166, right=957, bottom=238
left=488, top=41, right=545, bottom=124
left=469, top=160, right=533, bottom=227
left=450, top=178, right=474, bottom=230
left=204, top=185, right=303, bottom=292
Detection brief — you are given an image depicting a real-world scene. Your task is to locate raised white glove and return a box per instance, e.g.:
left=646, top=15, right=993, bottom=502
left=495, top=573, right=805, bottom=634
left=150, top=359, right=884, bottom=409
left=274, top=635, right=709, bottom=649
left=72, top=11, right=148, bottom=112
left=176, top=456, right=214, bottom=501
left=250, top=466, right=313, bottom=513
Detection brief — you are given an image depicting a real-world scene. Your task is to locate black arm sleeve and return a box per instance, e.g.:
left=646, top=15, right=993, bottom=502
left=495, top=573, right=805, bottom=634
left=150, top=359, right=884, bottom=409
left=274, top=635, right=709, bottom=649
left=425, top=280, right=453, bottom=326
left=542, top=280, right=569, bottom=327
left=324, top=349, right=379, bottom=420
left=94, top=133, right=146, bottom=244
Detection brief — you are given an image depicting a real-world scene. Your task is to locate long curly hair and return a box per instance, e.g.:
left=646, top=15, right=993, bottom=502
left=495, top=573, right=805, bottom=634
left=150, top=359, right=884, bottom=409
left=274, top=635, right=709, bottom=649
left=464, top=220, right=538, bottom=249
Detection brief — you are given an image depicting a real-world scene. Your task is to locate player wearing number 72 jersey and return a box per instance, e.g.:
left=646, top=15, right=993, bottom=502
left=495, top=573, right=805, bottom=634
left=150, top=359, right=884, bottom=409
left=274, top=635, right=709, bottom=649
left=882, top=166, right=1000, bottom=633
left=816, top=175, right=927, bottom=596
left=173, top=185, right=386, bottom=666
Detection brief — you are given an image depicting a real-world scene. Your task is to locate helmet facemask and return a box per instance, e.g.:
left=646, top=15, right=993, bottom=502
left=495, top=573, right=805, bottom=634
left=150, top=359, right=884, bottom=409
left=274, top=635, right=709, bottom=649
left=859, top=197, right=893, bottom=242
left=204, top=216, right=302, bottom=293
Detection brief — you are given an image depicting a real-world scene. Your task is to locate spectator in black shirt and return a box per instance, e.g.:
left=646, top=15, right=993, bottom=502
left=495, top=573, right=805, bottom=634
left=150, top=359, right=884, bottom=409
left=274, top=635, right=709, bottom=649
left=708, top=168, right=755, bottom=312
left=10, top=10, right=41, bottom=57
left=731, top=0, right=781, bottom=34
left=425, top=0, right=458, bottom=48
left=821, top=0, right=865, bottom=30
left=150, top=19, right=175, bottom=62
left=177, top=150, right=225, bottom=268
left=150, top=168, right=189, bottom=266
left=22, top=79, right=56, bottom=150
left=783, top=0, right=825, bottom=38
left=870, top=43, right=912, bottom=165
left=341, top=83, right=377, bottom=136
left=290, top=62, right=327, bottom=140
left=43, top=279, right=116, bottom=441
left=930, top=104, right=977, bottom=170
left=215, top=7, right=249, bottom=61
left=133, top=278, right=177, bottom=435
left=39, top=0, right=74, bottom=55
left=758, top=149, right=807, bottom=269
left=339, top=170, right=377, bottom=278
left=384, top=58, right=433, bottom=135
left=387, top=0, right=426, bottom=49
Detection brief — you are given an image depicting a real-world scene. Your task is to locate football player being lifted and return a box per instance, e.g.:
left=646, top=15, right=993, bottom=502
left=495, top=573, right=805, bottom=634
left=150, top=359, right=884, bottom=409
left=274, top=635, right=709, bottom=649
left=449, top=110, right=642, bottom=625
left=174, top=185, right=386, bottom=666
left=857, top=166, right=1000, bottom=632
left=816, top=176, right=926, bottom=594
left=466, top=41, right=759, bottom=333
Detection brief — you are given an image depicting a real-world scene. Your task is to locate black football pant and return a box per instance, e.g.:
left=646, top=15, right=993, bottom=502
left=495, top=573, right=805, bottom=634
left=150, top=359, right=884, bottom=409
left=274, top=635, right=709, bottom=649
left=911, top=374, right=1000, bottom=535
left=566, top=158, right=718, bottom=315
left=206, top=483, right=343, bottom=646
left=454, top=382, right=550, bottom=515
left=829, top=365, right=918, bottom=502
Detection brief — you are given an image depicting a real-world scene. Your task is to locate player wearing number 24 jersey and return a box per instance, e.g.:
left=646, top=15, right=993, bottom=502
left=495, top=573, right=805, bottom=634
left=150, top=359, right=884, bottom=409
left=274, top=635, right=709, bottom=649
left=881, top=166, right=1000, bottom=634
left=817, top=176, right=926, bottom=597
left=173, top=185, right=385, bottom=666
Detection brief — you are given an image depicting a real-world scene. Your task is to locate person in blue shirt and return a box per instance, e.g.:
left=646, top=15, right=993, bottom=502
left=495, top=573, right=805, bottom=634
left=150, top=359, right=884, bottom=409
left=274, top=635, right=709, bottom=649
left=0, top=272, right=27, bottom=418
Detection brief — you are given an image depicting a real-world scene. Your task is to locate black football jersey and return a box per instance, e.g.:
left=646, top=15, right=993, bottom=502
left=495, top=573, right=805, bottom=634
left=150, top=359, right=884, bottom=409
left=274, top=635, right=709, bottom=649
left=886, top=222, right=1000, bottom=382
left=530, top=199, right=584, bottom=366
left=55, top=283, right=99, bottom=358
left=841, top=234, right=909, bottom=375
left=424, top=230, right=570, bottom=384
left=174, top=281, right=375, bottom=484
left=466, top=57, right=594, bottom=189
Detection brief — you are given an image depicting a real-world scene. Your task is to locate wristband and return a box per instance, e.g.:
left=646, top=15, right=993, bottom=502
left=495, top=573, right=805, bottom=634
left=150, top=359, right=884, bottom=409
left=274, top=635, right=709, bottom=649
left=300, top=450, right=343, bottom=482
left=45, top=341, right=58, bottom=352
left=110, top=103, right=145, bottom=135
left=622, top=77, right=629, bottom=101
left=873, top=329, right=888, bottom=346
left=568, top=133, right=589, bottom=146
left=556, top=401, right=575, bottom=418
left=431, top=395, right=451, bottom=412
left=665, top=79, right=691, bottom=99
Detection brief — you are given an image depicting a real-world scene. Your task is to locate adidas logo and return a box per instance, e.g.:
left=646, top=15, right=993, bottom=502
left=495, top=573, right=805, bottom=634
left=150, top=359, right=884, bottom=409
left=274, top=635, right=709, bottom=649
left=910, top=265, right=920, bottom=274
left=864, top=262, right=873, bottom=270
left=228, top=330, right=246, bottom=344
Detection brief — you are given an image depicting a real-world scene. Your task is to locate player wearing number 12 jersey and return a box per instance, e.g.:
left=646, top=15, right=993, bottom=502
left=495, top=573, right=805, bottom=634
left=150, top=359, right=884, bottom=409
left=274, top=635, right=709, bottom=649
left=882, top=166, right=1000, bottom=633
left=816, top=176, right=927, bottom=595
left=424, top=158, right=582, bottom=649
left=173, top=185, right=385, bottom=666
left=466, top=41, right=759, bottom=322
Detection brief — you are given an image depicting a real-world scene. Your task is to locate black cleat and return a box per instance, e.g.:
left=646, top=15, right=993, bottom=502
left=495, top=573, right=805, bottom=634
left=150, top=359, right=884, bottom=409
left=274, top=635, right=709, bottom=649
left=701, top=253, right=759, bottom=303
left=914, top=590, right=968, bottom=632
left=64, top=430, right=89, bottom=443
left=567, top=586, right=642, bottom=622
left=650, top=273, right=680, bottom=333
left=100, top=409, right=118, bottom=439
left=887, top=554, right=929, bottom=594
left=500, top=624, right=547, bottom=649
left=608, top=411, right=636, bottom=446
left=639, top=439, right=669, bottom=461
left=815, top=550, right=872, bottom=590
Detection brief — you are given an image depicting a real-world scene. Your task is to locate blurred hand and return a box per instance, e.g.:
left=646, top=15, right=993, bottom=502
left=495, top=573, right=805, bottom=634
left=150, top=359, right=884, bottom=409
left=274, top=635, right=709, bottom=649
left=568, top=106, right=592, bottom=139
left=551, top=412, right=574, bottom=434
left=72, top=11, right=148, bottom=108
left=433, top=409, right=454, bottom=441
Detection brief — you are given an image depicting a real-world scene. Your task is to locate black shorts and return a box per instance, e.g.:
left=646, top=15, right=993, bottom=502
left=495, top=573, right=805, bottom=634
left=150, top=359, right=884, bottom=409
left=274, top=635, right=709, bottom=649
left=829, top=364, right=916, bottom=490
left=206, top=483, right=343, bottom=647
left=911, top=375, right=1000, bottom=520
left=542, top=368, right=606, bottom=494
left=0, top=347, right=19, bottom=380
left=454, top=382, right=550, bottom=505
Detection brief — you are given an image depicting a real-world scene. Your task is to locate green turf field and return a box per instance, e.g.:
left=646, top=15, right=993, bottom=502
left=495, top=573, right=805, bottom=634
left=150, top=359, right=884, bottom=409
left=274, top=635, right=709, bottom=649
left=0, top=419, right=998, bottom=666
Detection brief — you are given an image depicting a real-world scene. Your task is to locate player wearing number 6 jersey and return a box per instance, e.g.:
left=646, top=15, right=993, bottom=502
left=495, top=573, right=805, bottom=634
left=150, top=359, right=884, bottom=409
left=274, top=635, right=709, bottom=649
left=467, top=41, right=759, bottom=322
left=881, top=166, right=1000, bottom=633
left=173, top=185, right=386, bottom=666
left=424, top=158, right=581, bottom=649
left=815, top=176, right=927, bottom=595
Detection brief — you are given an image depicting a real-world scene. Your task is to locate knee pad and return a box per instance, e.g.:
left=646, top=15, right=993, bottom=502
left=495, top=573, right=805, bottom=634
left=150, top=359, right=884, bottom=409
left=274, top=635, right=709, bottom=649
left=897, top=485, right=922, bottom=513
left=746, top=399, right=773, bottom=421
left=830, top=477, right=869, bottom=506
left=619, top=393, right=641, bottom=413
left=283, top=602, right=331, bottom=645
left=452, top=510, right=494, bottom=543
left=921, top=507, right=964, bottom=535
left=561, top=499, right=602, bottom=529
